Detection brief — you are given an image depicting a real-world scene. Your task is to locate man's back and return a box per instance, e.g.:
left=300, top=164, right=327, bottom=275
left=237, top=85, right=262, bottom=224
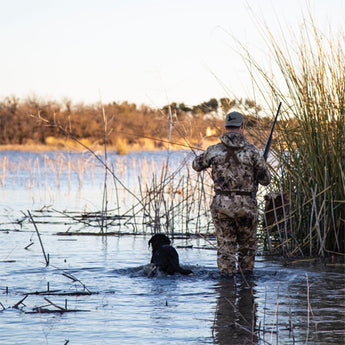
left=192, top=132, right=270, bottom=194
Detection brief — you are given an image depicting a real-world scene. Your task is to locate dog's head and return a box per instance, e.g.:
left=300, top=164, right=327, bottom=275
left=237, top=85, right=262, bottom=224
left=148, top=233, right=171, bottom=253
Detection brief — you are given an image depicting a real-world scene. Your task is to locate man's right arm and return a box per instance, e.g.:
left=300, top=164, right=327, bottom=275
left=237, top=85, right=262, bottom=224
left=255, top=154, right=271, bottom=186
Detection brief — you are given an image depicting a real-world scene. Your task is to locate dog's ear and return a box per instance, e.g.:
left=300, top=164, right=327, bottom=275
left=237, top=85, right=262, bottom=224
left=148, top=235, right=158, bottom=248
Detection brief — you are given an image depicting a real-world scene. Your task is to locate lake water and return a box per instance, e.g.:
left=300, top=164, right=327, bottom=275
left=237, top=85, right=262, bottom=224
left=0, top=150, right=344, bottom=345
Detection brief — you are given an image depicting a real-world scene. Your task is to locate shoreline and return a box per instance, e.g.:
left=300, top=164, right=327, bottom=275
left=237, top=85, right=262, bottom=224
left=0, top=137, right=222, bottom=153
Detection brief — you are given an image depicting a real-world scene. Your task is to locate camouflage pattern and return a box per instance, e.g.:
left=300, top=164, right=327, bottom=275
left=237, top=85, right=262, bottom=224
left=193, top=132, right=270, bottom=276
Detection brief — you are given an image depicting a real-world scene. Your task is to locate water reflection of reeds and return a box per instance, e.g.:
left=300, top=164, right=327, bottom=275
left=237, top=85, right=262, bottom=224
left=0, top=153, right=97, bottom=189
left=0, top=151, right=217, bottom=236
left=0, top=149, right=274, bottom=250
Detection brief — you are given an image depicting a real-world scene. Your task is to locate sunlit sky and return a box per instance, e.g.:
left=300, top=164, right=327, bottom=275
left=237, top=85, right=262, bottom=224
left=0, top=0, right=344, bottom=108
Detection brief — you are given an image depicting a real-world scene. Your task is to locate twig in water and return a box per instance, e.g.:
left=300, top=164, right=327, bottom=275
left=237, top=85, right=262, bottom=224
left=305, top=273, right=314, bottom=344
left=224, top=296, right=272, bottom=345
left=263, top=285, right=267, bottom=343
left=271, top=284, right=280, bottom=345
left=24, top=241, right=34, bottom=250
left=13, top=294, right=28, bottom=309
left=224, top=297, right=251, bottom=328
left=44, top=297, right=65, bottom=311
left=233, top=322, right=272, bottom=345
left=27, top=210, right=49, bottom=266
left=61, top=271, right=91, bottom=294
left=287, top=289, right=295, bottom=343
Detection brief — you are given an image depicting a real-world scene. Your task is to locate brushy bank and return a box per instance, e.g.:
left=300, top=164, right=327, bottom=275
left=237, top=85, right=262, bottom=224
left=0, top=96, right=268, bottom=154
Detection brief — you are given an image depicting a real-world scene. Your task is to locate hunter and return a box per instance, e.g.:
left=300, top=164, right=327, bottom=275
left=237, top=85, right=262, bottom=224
left=192, top=111, right=271, bottom=277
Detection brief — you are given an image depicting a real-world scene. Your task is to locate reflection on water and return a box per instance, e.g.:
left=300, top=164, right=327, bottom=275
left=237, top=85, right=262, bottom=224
left=0, top=150, right=202, bottom=231
left=214, top=279, right=258, bottom=345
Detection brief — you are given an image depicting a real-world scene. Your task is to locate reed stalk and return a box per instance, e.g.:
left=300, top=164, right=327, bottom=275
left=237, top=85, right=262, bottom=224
left=100, top=100, right=108, bottom=233
left=1, top=156, right=7, bottom=187
left=238, top=12, right=345, bottom=255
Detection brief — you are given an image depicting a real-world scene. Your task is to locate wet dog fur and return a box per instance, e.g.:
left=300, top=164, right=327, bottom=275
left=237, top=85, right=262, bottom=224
left=147, top=233, right=192, bottom=276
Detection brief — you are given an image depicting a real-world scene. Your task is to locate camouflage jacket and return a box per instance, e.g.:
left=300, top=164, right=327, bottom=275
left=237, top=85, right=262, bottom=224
left=192, top=132, right=270, bottom=195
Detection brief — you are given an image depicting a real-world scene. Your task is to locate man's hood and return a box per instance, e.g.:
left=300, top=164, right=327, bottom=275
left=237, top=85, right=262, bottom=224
left=220, top=132, right=246, bottom=149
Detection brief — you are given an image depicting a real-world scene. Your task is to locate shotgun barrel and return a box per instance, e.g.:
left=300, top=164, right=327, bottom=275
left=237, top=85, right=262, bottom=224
left=263, top=102, right=282, bottom=161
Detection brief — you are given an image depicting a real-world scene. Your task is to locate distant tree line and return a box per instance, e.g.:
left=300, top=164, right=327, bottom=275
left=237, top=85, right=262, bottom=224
left=0, top=95, right=269, bottom=149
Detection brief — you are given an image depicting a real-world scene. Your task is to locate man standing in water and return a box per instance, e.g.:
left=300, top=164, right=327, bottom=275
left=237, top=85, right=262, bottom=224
left=192, top=112, right=271, bottom=277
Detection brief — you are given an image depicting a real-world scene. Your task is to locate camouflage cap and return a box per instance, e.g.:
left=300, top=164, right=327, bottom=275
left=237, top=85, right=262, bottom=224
left=225, top=111, right=244, bottom=127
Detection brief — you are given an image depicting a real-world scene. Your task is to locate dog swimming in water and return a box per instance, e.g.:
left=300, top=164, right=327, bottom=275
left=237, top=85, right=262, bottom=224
left=147, top=233, right=192, bottom=276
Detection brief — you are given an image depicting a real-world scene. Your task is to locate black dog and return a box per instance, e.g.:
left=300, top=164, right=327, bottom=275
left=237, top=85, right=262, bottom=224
left=148, top=233, right=192, bottom=276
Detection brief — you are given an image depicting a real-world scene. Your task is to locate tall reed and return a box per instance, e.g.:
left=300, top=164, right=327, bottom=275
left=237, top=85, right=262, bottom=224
left=243, top=14, right=345, bottom=255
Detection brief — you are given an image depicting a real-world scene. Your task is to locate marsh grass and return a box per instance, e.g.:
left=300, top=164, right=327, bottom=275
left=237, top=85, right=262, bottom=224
left=136, top=158, right=214, bottom=235
left=2, top=149, right=215, bottom=236
left=242, top=14, right=345, bottom=255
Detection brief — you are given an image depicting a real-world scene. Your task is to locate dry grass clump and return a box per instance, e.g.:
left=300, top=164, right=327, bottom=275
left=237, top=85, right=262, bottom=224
left=112, top=137, right=128, bottom=155
left=45, top=136, right=93, bottom=150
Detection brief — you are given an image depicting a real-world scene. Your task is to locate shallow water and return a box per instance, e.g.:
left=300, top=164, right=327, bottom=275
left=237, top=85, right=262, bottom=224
left=0, top=149, right=193, bottom=213
left=0, top=150, right=344, bottom=344
left=1, top=231, right=344, bottom=345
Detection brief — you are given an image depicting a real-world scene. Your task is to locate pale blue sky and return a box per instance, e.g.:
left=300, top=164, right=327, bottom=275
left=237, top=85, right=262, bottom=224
left=0, top=0, right=344, bottom=108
